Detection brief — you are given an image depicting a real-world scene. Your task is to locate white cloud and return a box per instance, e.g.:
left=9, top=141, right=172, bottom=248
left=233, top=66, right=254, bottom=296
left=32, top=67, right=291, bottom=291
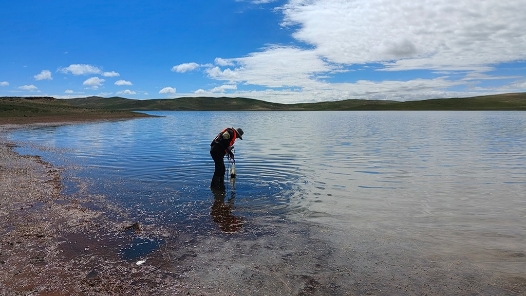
left=190, top=0, right=526, bottom=103
left=117, top=89, right=136, bottom=95
left=461, top=72, right=520, bottom=81
left=172, top=63, right=199, bottom=73
left=65, top=89, right=74, bottom=94
left=206, top=67, right=241, bottom=82
left=60, top=64, right=101, bottom=75
left=159, top=87, right=177, bottom=94
left=115, top=80, right=132, bottom=86
left=18, top=85, right=39, bottom=91
left=34, top=70, right=52, bottom=81
left=208, top=46, right=333, bottom=88
left=103, top=71, right=120, bottom=77
left=215, top=58, right=235, bottom=67
left=0, top=81, right=8, bottom=86
left=207, top=76, right=463, bottom=104
left=83, top=77, right=105, bottom=89
left=516, top=81, right=526, bottom=89
left=211, top=84, right=238, bottom=93
left=281, top=0, right=526, bottom=71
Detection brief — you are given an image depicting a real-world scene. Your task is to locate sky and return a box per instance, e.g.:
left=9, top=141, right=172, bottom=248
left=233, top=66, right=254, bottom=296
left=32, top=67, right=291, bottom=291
left=1, top=0, right=525, bottom=103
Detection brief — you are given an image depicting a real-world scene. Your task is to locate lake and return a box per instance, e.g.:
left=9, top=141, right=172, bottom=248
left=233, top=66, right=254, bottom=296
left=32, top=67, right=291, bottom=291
left=8, top=111, right=526, bottom=295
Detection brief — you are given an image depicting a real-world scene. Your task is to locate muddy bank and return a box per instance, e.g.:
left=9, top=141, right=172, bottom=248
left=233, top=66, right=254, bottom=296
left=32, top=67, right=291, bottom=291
left=0, top=125, right=182, bottom=295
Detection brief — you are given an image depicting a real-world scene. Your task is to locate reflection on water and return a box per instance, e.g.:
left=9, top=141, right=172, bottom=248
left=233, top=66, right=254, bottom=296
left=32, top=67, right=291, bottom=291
left=8, top=111, right=526, bottom=293
left=210, top=178, right=243, bottom=233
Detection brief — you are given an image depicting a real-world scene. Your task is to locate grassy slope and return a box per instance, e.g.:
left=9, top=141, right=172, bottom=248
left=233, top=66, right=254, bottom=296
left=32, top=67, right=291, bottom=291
left=65, top=93, right=526, bottom=111
left=1, top=93, right=525, bottom=121
left=0, top=97, right=151, bottom=124
left=388, top=93, right=526, bottom=111
left=287, top=93, right=526, bottom=111
left=66, top=96, right=286, bottom=111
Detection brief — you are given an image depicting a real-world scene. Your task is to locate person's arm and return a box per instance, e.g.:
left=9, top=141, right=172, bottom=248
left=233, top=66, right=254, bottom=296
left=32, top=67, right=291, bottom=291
left=226, top=146, right=234, bottom=160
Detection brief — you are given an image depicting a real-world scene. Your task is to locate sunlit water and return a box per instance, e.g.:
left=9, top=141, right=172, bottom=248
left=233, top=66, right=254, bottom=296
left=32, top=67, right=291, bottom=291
left=8, top=111, right=526, bottom=293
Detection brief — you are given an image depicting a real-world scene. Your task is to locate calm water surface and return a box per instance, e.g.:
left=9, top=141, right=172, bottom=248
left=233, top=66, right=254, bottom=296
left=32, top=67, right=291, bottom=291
left=8, top=111, right=526, bottom=293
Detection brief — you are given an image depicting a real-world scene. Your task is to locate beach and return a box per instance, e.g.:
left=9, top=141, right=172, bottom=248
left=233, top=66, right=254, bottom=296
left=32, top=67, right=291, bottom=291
left=0, top=122, right=183, bottom=295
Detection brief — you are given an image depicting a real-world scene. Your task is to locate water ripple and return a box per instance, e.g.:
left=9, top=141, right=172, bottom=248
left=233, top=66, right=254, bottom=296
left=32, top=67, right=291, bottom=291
left=8, top=111, right=526, bottom=246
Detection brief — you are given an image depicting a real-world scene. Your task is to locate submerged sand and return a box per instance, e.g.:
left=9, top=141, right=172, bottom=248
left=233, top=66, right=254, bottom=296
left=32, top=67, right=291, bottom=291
left=1, top=122, right=524, bottom=295
left=0, top=124, right=184, bottom=294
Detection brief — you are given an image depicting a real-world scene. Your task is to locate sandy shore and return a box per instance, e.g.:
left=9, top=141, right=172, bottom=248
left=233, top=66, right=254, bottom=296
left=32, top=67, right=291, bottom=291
left=1, top=121, right=525, bottom=295
left=0, top=123, right=183, bottom=295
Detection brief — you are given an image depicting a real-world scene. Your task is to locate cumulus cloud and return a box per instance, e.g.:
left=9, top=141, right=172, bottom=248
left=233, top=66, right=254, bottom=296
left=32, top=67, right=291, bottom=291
left=211, top=84, right=238, bottom=93
left=208, top=46, right=333, bottom=88
left=172, top=63, right=199, bottom=73
left=159, top=87, right=177, bottom=94
left=0, top=81, right=8, bottom=86
left=188, top=0, right=525, bottom=102
left=18, top=85, right=39, bottom=91
left=60, top=64, right=102, bottom=75
left=516, top=81, right=526, bottom=89
left=217, top=76, right=463, bottom=104
left=281, top=0, right=526, bottom=71
left=103, top=71, right=120, bottom=77
left=215, top=58, right=235, bottom=67
left=115, top=80, right=132, bottom=86
left=83, top=77, right=105, bottom=89
left=206, top=67, right=240, bottom=82
left=117, top=89, right=136, bottom=95
left=65, top=89, right=74, bottom=94
left=34, top=70, right=52, bottom=80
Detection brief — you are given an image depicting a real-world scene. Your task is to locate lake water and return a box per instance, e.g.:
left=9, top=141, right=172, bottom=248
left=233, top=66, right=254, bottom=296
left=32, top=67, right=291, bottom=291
left=8, top=111, right=526, bottom=294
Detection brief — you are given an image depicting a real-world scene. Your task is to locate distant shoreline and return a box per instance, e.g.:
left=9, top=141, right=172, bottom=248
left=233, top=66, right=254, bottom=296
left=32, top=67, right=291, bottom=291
left=1, top=92, right=525, bottom=117
left=0, top=110, right=153, bottom=125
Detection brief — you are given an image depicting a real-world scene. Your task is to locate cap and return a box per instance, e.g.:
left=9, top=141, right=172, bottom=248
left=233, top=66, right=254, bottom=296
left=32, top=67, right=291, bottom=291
left=236, top=128, right=244, bottom=140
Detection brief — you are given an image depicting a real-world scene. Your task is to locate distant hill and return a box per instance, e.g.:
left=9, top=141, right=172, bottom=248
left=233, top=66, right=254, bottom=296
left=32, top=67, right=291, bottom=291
left=60, top=92, right=526, bottom=111
left=0, top=96, right=150, bottom=124
left=65, top=96, right=286, bottom=111
left=1, top=92, right=525, bottom=122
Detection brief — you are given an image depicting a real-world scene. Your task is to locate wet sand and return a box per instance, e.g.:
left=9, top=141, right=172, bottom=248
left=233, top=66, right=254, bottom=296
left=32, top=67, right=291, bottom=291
left=1, top=123, right=184, bottom=294
left=1, top=121, right=525, bottom=295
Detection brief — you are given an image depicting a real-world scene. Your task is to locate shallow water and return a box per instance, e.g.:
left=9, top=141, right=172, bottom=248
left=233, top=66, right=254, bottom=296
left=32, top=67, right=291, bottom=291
left=8, top=111, right=526, bottom=294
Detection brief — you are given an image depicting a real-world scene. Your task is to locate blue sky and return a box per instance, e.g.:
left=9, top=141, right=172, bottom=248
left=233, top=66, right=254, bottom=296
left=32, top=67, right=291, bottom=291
left=1, top=0, right=525, bottom=103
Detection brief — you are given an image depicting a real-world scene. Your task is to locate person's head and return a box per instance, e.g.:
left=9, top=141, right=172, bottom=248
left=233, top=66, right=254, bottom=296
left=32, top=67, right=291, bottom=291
left=236, top=128, right=244, bottom=140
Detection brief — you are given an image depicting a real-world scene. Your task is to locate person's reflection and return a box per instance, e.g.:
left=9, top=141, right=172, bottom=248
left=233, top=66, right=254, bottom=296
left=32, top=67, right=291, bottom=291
left=210, top=179, right=243, bottom=233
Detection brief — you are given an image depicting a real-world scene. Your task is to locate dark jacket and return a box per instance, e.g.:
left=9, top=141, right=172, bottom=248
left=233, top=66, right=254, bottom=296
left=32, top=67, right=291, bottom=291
left=210, top=128, right=238, bottom=155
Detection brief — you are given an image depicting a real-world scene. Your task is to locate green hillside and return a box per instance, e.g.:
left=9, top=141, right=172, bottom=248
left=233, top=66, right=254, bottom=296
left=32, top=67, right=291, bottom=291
left=64, top=92, right=526, bottom=111
left=0, top=96, right=150, bottom=124
left=1, top=92, right=525, bottom=123
left=65, top=96, right=286, bottom=111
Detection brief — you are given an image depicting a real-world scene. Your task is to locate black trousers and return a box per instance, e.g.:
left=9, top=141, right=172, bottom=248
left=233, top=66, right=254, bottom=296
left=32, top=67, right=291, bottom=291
left=210, top=150, right=226, bottom=187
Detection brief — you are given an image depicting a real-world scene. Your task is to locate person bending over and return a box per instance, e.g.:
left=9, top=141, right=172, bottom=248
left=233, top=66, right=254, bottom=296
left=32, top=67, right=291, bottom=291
left=210, top=127, right=243, bottom=189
